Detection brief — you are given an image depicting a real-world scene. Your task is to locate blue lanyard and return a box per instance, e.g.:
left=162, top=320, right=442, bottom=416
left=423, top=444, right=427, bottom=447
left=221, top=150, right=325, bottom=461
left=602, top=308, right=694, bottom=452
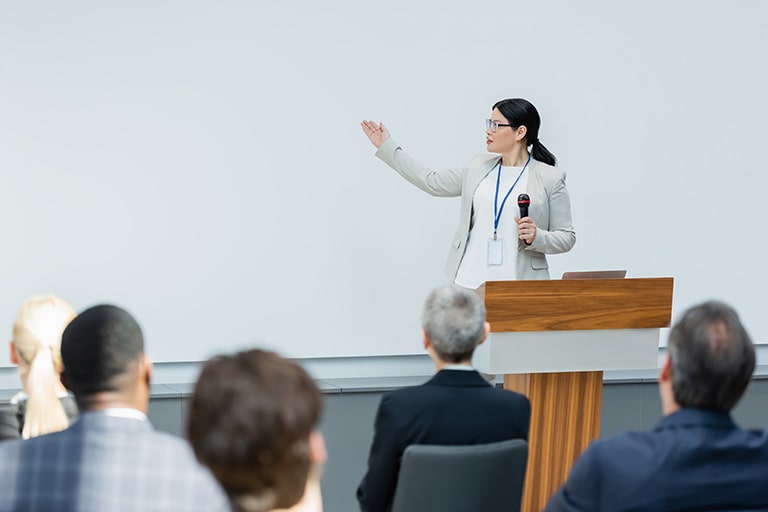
left=493, top=154, right=531, bottom=240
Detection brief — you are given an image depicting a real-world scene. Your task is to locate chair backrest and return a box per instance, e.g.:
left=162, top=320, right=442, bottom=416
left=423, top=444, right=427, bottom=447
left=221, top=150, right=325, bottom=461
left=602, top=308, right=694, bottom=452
left=390, top=438, right=528, bottom=512
left=0, top=406, right=21, bottom=442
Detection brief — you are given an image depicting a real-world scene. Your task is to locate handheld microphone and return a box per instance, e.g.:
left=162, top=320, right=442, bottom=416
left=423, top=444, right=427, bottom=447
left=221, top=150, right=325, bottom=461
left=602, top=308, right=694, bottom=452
left=517, top=194, right=530, bottom=218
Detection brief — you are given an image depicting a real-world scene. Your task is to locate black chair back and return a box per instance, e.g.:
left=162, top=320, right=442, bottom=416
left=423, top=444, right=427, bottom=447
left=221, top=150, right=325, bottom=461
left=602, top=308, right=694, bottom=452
left=390, top=438, right=528, bottom=512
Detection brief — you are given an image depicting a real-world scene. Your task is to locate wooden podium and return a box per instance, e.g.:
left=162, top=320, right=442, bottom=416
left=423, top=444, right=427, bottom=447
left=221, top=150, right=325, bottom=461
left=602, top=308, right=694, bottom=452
left=472, top=278, right=673, bottom=512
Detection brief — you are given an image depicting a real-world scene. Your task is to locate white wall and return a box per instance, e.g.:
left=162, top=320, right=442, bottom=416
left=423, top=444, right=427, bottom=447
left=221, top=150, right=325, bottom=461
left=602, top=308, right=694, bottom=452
left=1, top=0, right=766, bottom=364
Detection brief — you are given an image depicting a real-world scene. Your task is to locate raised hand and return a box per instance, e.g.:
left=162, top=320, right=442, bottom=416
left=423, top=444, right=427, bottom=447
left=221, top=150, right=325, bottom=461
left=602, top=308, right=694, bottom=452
left=360, top=120, right=390, bottom=149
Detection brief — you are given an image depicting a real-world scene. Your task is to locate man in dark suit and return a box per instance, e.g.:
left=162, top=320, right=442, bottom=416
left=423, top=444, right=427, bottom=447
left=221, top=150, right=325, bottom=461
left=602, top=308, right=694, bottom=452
left=356, top=284, right=531, bottom=512
left=545, top=300, right=768, bottom=512
left=0, top=304, right=228, bottom=512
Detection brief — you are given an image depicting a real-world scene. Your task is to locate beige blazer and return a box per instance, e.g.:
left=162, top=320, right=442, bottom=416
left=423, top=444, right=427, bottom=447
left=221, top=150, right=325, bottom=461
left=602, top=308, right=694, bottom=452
left=375, top=138, right=575, bottom=281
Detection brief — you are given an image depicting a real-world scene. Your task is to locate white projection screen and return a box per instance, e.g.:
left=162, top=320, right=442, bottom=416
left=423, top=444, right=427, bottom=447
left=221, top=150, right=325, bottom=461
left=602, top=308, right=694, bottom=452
left=1, top=1, right=766, bottom=364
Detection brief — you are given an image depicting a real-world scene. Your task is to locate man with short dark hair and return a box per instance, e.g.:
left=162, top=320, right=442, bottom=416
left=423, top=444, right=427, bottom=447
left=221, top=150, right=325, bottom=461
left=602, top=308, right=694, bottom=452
left=188, top=349, right=326, bottom=512
left=0, top=304, right=228, bottom=512
left=545, top=300, right=768, bottom=511
left=356, top=284, right=531, bottom=512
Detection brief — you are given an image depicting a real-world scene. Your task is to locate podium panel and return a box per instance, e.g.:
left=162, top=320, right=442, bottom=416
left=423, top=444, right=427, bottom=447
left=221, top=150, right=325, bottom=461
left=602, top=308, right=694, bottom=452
left=505, top=371, right=603, bottom=512
left=478, top=277, right=673, bottom=512
left=473, top=329, right=660, bottom=374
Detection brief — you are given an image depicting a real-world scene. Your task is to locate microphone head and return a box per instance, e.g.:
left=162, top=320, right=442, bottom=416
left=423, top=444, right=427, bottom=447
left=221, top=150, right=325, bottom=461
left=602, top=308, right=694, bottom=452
left=517, top=193, right=530, bottom=218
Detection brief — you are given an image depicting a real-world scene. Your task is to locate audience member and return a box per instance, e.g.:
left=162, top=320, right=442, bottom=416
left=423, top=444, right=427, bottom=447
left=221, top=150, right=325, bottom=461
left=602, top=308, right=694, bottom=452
left=545, top=300, right=768, bottom=511
left=356, top=284, right=531, bottom=512
left=1, top=295, right=77, bottom=441
left=0, top=304, right=228, bottom=511
left=188, top=349, right=325, bottom=512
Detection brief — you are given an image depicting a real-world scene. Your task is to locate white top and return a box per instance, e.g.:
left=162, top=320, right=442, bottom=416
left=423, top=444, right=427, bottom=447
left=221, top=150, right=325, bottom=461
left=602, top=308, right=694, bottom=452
left=455, top=165, right=528, bottom=288
left=98, top=408, right=148, bottom=422
left=441, top=364, right=475, bottom=371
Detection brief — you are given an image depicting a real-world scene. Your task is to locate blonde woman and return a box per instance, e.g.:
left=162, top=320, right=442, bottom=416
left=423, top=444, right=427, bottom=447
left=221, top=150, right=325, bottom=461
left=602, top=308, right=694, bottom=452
left=5, top=295, right=78, bottom=439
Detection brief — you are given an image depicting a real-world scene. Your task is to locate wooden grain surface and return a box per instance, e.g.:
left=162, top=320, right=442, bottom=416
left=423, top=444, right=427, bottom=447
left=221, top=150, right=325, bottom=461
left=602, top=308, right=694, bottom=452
left=485, top=278, right=673, bottom=332
left=505, top=371, right=603, bottom=512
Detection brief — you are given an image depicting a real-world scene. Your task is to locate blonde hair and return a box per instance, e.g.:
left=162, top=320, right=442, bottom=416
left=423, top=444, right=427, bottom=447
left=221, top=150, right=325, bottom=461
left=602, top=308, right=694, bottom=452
left=12, top=295, right=76, bottom=439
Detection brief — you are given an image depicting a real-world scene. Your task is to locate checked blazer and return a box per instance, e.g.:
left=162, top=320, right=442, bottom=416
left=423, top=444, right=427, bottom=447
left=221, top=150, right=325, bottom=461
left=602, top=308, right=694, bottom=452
left=0, top=411, right=228, bottom=512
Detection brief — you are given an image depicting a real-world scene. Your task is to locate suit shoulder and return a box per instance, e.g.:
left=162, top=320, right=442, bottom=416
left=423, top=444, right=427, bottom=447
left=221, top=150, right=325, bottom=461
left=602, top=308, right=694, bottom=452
left=533, top=160, right=567, bottom=181
left=485, top=387, right=531, bottom=417
left=578, top=429, right=659, bottom=465
left=468, top=153, right=500, bottom=169
left=494, top=387, right=531, bottom=406
left=379, top=381, right=461, bottom=411
left=142, top=430, right=225, bottom=491
left=146, top=429, right=200, bottom=456
left=382, top=383, right=433, bottom=404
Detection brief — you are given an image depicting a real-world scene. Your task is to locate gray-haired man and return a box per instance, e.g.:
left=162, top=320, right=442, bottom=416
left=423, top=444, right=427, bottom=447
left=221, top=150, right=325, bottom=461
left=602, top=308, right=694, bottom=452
left=356, top=284, right=531, bottom=512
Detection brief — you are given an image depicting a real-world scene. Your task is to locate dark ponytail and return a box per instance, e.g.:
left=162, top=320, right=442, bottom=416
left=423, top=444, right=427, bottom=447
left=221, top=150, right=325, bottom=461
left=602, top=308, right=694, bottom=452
left=531, top=140, right=556, bottom=166
left=492, top=98, right=557, bottom=166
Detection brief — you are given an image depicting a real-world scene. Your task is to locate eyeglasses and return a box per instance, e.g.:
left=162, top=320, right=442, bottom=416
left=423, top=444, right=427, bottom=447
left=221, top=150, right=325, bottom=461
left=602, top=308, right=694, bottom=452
left=486, top=119, right=514, bottom=133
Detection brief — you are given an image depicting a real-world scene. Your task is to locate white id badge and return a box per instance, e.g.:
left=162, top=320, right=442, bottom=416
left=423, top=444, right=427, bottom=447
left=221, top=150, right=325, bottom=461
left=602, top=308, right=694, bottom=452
left=487, top=238, right=503, bottom=266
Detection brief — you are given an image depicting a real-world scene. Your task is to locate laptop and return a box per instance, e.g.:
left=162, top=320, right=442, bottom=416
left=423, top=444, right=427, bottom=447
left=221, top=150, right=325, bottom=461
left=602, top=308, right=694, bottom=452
left=561, top=270, right=627, bottom=280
